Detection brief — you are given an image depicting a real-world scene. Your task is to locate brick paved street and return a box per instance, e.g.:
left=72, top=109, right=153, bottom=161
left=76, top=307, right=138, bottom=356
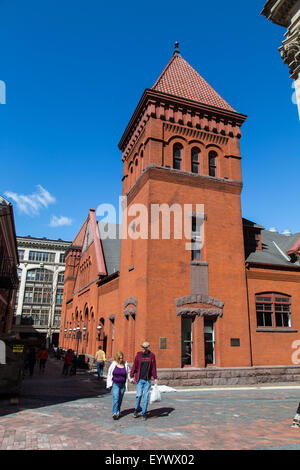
left=1, top=358, right=300, bottom=451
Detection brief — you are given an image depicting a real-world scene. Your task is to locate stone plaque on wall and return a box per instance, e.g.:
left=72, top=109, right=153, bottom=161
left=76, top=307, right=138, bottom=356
left=160, top=337, right=167, bottom=349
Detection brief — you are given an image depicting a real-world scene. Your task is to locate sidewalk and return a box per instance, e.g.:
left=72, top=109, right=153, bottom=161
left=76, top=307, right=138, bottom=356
left=1, top=358, right=300, bottom=450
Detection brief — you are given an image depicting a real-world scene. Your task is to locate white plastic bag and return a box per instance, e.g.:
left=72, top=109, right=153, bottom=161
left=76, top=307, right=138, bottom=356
left=150, top=384, right=161, bottom=404
left=157, top=385, right=177, bottom=393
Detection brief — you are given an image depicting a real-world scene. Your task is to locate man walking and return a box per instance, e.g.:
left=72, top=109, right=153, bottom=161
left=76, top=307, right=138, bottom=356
left=130, top=341, right=158, bottom=421
left=62, top=349, right=73, bottom=376
left=95, top=346, right=106, bottom=379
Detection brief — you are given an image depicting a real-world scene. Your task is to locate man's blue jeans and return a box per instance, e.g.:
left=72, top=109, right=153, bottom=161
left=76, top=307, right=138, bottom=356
left=135, top=379, right=151, bottom=416
left=97, top=361, right=104, bottom=377
left=111, top=382, right=125, bottom=416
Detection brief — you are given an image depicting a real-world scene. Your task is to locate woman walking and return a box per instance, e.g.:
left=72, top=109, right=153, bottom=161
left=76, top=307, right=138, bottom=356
left=106, top=352, right=130, bottom=420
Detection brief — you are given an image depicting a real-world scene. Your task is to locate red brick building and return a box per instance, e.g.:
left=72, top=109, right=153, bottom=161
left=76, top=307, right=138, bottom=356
left=59, top=45, right=300, bottom=370
left=0, top=196, right=19, bottom=335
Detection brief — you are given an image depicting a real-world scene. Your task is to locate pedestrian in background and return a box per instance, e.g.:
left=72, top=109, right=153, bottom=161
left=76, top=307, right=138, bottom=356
left=27, top=346, right=36, bottom=377
left=95, top=346, right=106, bottom=379
left=106, top=351, right=131, bottom=420
left=129, top=341, right=158, bottom=421
left=62, top=349, right=73, bottom=376
left=37, top=346, right=48, bottom=373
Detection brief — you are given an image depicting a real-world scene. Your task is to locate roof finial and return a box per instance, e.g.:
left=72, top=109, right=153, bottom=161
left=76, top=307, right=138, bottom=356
left=173, top=41, right=181, bottom=57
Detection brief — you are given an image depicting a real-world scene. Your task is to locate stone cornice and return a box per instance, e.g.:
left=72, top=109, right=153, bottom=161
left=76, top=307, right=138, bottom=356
left=245, top=261, right=300, bottom=271
left=175, top=294, right=224, bottom=309
left=118, top=89, right=247, bottom=161
left=18, top=237, right=71, bottom=252
left=279, top=27, right=300, bottom=79
left=176, top=307, right=223, bottom=317
left=261, top=0, right=299, bottom=27
left=124, top=296, right=138, bottom=308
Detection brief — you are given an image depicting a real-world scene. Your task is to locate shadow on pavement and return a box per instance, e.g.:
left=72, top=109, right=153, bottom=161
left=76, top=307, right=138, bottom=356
left=0, top=358, right=110, bottom=417
left=147, top=407, right=175, bottom=418
left=118, top=407, right=175, bottom=419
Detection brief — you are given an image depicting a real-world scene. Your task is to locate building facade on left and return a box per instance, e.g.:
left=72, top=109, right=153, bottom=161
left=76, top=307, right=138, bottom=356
left=12, top=236, right=71, bottom=347
left=0, top=196, right=19, bottom=335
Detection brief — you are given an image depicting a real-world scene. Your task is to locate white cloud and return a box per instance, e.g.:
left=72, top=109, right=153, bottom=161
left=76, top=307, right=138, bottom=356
left=4, top=185, right=56, bottom=216
left=49, top=215, right=72, bottom=227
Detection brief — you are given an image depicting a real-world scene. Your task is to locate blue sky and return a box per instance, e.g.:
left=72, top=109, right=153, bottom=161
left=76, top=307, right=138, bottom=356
left=0, top=0, right=299, bottom=241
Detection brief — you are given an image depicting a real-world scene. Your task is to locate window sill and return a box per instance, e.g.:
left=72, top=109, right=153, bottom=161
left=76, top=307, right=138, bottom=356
left=256, top=328, right=298, bottom=333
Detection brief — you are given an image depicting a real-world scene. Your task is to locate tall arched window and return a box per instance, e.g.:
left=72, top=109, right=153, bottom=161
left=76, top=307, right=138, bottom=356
left=208, top=151, right=217, bottom=177
left=173, top=143, right=183, bottom=170
left=256, top=293, right=291, bottom=328
left=191, top=147, right=200, bottom=174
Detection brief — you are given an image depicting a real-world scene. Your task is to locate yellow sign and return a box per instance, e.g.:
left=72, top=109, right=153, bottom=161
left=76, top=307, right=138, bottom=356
left=13, top=345, right=24, bottom=353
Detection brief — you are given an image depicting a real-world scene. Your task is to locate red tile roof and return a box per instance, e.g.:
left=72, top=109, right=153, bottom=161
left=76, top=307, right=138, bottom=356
left=152, top=55, right=235, bottom=112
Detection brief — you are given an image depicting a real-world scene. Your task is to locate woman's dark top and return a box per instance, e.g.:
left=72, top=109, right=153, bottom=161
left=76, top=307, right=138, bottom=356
left=113, top=365, right=127, bottom=385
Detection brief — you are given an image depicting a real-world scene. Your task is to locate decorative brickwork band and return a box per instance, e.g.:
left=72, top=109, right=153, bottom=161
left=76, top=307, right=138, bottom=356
left=124, top=297, right=138, bottom=308
left=175, top=294, right=224, bottom=309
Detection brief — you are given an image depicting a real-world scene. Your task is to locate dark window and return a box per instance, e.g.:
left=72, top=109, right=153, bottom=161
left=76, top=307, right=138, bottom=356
left=26, top=268, right=53, bottom=283
left=256, top=293, right=291, bottom=328
left=29, top=251, right=55, bottom=262
left=209, top=151, right=217, bottom=177
left=173, top=144, right=183, bottom=170
left=191, top=216, right=201, bottom=260
left=191, top=147, right=200, bottom=174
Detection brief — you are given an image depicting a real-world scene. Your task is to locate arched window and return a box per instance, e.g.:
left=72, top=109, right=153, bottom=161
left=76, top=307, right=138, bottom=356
left=85, top=306, right=89, bottom=320
left=191, top=147, right=200, bottom=174
left=256, top=293, right=291, bottom=328
left=173, top=143, right=183, bottom=170
left=208, top=151, right=217, bottom=177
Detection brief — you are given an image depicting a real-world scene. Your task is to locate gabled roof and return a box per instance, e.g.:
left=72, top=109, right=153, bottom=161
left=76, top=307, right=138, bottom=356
left=246, top=229, right=300, bottom=267
left=152, top=54, right=235, bottom=112
left=98, top=222, right=121, bottom=276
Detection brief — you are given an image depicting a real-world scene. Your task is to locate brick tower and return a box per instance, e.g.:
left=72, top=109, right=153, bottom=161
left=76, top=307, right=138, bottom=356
left=116, top=43, right=252, bottom=368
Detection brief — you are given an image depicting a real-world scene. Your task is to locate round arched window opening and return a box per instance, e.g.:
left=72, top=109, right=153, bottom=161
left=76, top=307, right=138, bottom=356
left=173, top=143, right=183, bottom=170
left=191, top=147, right=200, bottom=174
left=208, top=151, right=217, bottom=177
